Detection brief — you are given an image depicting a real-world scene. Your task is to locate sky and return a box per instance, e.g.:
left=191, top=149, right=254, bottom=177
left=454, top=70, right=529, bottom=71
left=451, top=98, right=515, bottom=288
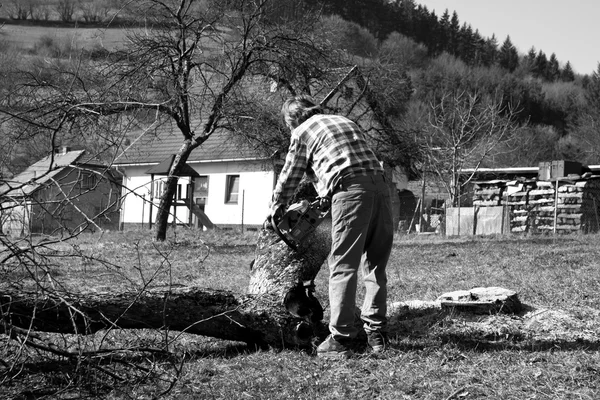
left=417, top=0, right=600, bottom=75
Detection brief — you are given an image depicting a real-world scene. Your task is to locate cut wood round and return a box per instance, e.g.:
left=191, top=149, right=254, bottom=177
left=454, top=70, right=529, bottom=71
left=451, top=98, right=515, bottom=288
left=437, top=287, right=522, bottom=314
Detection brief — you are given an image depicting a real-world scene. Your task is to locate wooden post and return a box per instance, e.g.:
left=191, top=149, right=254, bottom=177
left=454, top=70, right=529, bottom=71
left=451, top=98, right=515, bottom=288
left=189, top=179, right=194, bottom=227
left=457, top=184, right=461, bottom=237
left=407, top=198, right=421, bottom=234
left=241, top=190, right=245, bottom=232
left=420, top=175, right=426, bottom=232
left=149, top=174, right=154, bottom=230
left=593, top=197, right=600, bottom=231
left=553, top=178, right=559, bottom=234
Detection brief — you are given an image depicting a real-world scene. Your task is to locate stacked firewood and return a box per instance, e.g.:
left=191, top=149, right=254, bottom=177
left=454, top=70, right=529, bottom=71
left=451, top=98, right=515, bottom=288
left=472, top=181, right=505, bottom=207
left=528, top=179, right=600, bottom=233
left=472, top=177, right=600, bottom=234
left=503, top=181, right=537, bottom=233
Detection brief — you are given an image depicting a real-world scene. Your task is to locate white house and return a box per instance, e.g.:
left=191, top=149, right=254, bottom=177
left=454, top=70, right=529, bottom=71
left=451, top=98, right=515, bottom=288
left=114, top=67, right=411, bottom=231
left=114, top=122, right=276, bottom=230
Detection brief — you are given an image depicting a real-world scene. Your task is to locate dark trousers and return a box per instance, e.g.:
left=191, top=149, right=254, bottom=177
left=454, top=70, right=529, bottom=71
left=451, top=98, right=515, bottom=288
left=327, top=174, right=394, bottom=338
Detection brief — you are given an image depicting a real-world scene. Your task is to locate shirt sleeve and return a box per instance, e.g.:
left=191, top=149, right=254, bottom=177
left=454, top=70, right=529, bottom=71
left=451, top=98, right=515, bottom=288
left=271, top=136, right=308, bottom=207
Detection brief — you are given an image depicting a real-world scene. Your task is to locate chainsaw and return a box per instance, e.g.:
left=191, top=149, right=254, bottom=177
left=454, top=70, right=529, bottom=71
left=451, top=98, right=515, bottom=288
left=271, top=198, right=330, bottom=251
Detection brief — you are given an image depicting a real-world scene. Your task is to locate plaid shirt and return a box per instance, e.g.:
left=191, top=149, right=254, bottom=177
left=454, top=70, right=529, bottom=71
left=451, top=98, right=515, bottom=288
left=271, top=114, right=383, bottom=207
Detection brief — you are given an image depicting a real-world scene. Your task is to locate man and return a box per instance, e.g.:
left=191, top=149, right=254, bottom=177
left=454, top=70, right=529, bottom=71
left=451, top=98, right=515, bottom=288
left=270, top=95, right=394, bottom=358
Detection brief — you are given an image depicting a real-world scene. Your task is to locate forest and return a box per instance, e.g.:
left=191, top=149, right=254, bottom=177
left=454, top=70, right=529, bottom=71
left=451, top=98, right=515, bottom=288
left=309, top=0, right=600, bottom=167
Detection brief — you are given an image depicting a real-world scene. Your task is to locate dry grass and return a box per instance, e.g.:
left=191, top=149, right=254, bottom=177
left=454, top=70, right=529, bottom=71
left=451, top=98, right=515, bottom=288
left=2, top=229, right=600, bottom=399
left=0, top=23, right=129, bottom=53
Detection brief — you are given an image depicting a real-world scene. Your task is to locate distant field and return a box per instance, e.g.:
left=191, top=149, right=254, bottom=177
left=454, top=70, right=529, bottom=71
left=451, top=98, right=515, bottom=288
left=0, top=23, right=129, bottom=51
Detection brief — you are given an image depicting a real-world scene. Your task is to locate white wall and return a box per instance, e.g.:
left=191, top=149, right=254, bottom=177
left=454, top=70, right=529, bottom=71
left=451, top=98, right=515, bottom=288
left=119, top=161, right=275, bottom=227
left=1, top=200, right=31, bottom=237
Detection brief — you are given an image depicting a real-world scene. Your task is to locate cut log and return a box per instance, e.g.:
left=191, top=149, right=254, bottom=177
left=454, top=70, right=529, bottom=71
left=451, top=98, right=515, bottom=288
left=0, top=223, right=332, bottom=350
left=248, top=220, right=331, bottom=318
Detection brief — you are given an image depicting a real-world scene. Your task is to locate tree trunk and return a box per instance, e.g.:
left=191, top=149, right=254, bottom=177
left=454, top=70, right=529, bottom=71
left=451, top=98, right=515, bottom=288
left=1, top=284, right=319, bottom=349
left=154, top=140, right=195, bottom=242
left=1, top=223, right=332, bottom=349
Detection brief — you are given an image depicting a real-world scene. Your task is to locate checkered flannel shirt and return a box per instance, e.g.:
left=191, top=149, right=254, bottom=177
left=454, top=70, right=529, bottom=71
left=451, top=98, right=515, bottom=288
left=271, top=114, right=384, bottom=207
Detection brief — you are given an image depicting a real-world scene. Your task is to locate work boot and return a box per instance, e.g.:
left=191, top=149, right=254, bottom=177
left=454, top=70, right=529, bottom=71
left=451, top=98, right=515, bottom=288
left=366, top=330, right=387, bottom=353
left=316, top=335, right=351, bottom=359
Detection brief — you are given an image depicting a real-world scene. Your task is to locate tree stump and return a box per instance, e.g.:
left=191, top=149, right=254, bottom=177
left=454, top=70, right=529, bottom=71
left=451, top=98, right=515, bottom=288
left=437, top=287, right=522, bottom=314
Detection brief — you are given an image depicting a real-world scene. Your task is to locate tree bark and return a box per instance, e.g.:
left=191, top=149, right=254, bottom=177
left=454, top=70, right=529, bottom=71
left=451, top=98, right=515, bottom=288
left=154, top=140, right=196, bottom=242
left=1, top=223, right=332, bottom=349
left=1, top=284, right=317, bottom=349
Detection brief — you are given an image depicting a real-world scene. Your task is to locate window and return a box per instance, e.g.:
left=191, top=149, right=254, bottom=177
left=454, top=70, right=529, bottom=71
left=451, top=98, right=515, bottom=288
left=177, top=183, right=191, bottom=200
left=195, top=176, right=209, bottom=197
left=153, top=180, right=164, bottom=198
left=81, top=173, right=97, bottom=190
left=225, top=175, right=240, bottom=204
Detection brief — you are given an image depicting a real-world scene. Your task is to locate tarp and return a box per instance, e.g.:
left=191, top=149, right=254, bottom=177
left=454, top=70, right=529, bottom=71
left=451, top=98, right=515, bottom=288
left=446, top=206, right=506, bottom=236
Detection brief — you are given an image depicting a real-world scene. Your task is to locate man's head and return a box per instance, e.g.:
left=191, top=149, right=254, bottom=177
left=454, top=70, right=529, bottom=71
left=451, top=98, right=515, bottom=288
left=281, top=95, right=322, bottom=130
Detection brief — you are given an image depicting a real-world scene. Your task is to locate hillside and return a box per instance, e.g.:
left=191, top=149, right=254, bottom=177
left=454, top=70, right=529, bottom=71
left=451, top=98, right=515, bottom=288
left=1, top=0, right=600, bottom=177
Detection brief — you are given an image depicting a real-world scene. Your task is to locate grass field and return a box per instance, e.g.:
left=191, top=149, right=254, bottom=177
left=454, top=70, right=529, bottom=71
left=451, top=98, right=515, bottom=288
left=0, top=23, right=128, bottom=53
left=2, top=229, right=600, bottom=399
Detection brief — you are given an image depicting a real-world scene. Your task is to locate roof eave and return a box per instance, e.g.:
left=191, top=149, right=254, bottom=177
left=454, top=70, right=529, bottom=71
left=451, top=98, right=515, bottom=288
left=114, top=157, right=270, bottom=168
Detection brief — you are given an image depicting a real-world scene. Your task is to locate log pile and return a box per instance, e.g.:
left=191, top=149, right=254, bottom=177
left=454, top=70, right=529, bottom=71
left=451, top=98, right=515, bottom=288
left=504, top=180, right=537, bottom=233
left=472, top=181, right=505, bottom=207
left=472, top=176, right=600, bottom=234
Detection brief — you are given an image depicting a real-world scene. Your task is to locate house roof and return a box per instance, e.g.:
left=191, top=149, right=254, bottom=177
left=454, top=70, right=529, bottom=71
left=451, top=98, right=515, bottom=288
left=145, top=155, right=201, bottom=177
left=114, top=120, right=268, bottom=167
left=0, top=150, right=87, bottom=197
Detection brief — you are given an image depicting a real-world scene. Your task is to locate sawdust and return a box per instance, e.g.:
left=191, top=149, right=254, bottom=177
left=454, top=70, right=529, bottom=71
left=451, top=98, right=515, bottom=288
left=387, top=300, right=600, bottom=348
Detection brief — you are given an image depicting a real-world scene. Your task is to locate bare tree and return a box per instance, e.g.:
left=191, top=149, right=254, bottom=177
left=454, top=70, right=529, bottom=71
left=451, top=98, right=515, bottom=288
left=5, top=0, right=30, bottom=20
left=420, top=91, right=521, bottom=207
left=78, top=0, right=102, bottom=22
left=47, top=0, right=333, bottom=241
left=55, top=0, right=76, bottom=22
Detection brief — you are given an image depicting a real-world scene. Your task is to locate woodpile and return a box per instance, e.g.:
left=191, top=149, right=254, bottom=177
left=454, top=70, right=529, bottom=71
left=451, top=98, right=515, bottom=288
left=504, top=180, right=537, bottom=233
left=472, top=176, right=600, bottom=234
left=472, top=180, right=505, bottom=207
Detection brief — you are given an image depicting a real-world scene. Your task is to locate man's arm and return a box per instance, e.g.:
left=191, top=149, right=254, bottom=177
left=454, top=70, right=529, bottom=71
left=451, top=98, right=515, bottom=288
left=271, top=136, right=308, bottom=209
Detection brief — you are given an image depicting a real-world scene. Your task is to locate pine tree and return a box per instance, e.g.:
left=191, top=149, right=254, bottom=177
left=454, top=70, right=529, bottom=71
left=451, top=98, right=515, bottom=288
left=457, top=23, right=476, bottom=64
left=427, top=9, right=441, bottom=55
left=471, top=29, right=487, bottom=66
left=560, top=61, right=576, bottom=82
left=522, top=46, right=537, bottom=74
left=534, top=50, right=548, bottom=79
left=498, top=35, right=519, bottom=72
left=547, top=53, right=560, bottom=82
left=481, top=34, right=498, bottom=67
left=449, top=11, right=460, bottom=55
left=585, top=63, right=600, bottom=114
left=438, top=9, right=450, bottom=53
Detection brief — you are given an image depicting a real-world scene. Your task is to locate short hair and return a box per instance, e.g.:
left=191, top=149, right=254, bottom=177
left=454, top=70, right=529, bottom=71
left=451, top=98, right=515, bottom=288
left=281, top=95, right=323, bottom=129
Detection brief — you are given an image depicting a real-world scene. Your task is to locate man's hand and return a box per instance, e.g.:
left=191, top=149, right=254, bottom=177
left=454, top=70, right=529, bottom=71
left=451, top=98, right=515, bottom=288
left=265, top=203, right=285, bottom=230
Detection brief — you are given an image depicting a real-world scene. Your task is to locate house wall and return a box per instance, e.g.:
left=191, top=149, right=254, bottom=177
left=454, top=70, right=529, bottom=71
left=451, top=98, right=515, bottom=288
left=119, top=160, right=275, bottom=229
left=0, top=167, right=121, bottom=236
left=29, top=168, right=121, bottom=234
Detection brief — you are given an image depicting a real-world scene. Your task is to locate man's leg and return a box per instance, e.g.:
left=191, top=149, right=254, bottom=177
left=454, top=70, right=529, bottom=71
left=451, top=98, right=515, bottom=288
left=361, top=181, right=394, bottom=334
left=327, top=187, right=372, bottom=340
